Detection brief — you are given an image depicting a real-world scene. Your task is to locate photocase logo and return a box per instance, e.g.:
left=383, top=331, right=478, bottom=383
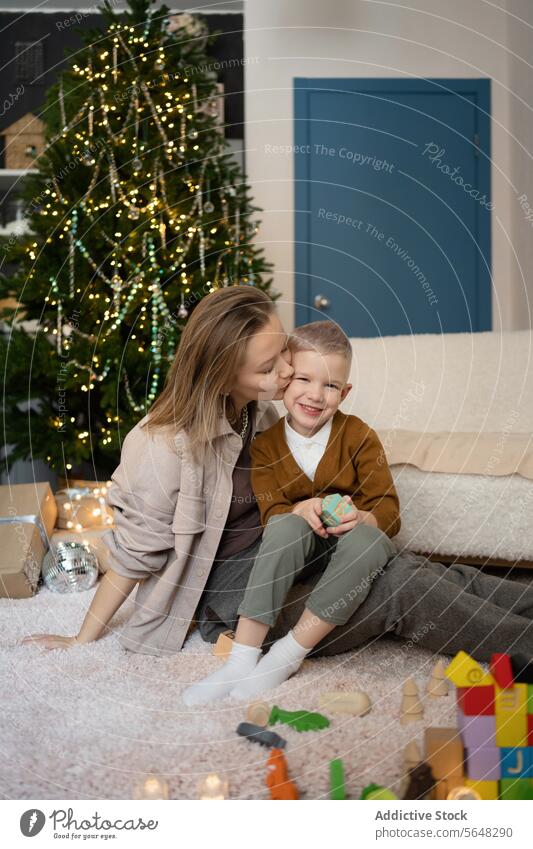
left=20, top=809, right=46, bottom=837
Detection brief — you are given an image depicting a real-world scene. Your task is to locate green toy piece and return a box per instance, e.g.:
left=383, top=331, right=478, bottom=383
left=268, top=705, right=330, bottom=732
left=361, top=782, right=398, bottom=800
left=320, top=493, right=356, bottom=527
left=499, top=779, right=533, bottom=800
left=330, top=759, right=346, bottom=800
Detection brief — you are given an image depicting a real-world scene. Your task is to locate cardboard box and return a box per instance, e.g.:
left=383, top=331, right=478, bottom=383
left=0, top=482, right=57, bottom=598
left=55, top=488, right=114, bottom=530
left=50, top=526, right=115, bottom=575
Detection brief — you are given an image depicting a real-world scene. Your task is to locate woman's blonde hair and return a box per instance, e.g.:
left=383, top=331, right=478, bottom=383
left=142, top=285, right=276, bottom=461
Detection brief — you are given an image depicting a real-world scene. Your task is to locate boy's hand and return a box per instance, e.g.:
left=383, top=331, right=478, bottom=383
left=291, top=498, right=329, bottom=538
left=325, top=498, right=378, bottom=535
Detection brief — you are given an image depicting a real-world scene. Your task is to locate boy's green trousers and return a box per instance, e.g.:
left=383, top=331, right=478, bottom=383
left=237, top=513, right=396, bottom=626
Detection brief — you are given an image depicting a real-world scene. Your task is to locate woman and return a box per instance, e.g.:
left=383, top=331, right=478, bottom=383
left=22, top=286, right=533, bottom=665
left=23, top=286, right=292, bottom=655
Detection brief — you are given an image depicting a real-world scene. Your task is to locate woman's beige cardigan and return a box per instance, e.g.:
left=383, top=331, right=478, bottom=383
left=102, top=400, right=279, bottom=656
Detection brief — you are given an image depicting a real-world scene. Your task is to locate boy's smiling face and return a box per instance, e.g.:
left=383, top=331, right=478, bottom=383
left=283, top=348, right=352, bottom=436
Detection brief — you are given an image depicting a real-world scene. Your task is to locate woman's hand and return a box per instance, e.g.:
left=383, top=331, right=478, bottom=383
left=291, top=498, right=329, bottom=538
left=20, top=633, right=83, bottom=651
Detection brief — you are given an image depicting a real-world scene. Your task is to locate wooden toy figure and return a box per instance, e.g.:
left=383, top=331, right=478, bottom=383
left=400, top=678, right=424, bottom=725
left=403, top=763, right=436, bottom=800
left=319, top=690, right=371, bottom=716
left=265, top=749, right=299, bottom=800
left=427, top=660, right=449, bottom=698
left=404, top=740, right=423, bottom=771
left=213, top=630, right=235, bottom=661
left=246, top=701, right=271, bottom=726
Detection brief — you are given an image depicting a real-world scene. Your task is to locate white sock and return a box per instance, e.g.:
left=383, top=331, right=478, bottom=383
left=182, top=641, right=262, bottom=705
left=229, top=630, right=310, bottom=701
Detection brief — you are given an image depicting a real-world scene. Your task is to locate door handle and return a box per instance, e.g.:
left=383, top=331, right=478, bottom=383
left=314, top=294, right=331, bottom=310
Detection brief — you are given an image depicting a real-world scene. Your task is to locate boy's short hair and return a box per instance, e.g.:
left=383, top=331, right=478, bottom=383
left=288, top=320, right=352, bottom=371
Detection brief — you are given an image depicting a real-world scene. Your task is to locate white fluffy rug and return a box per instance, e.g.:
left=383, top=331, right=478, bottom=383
left=0, top=580, right=512, bottom=800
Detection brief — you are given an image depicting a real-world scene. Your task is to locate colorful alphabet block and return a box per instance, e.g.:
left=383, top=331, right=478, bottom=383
left=499, top=778, right=533, bottom=800
left=456, top=685, right=495, bottom=715
left=464, top=778, right=498, bottom=799
left=445, top=651, right=494, bottom=687
left=494, top=683, right=528, bottom=747
left=456, top=709, right=496, bottom=748
left=490, top=653, right=514, bottom=689
left=465, top=746, right=500, bottom=781
left=430, top=651, right=533, bottom=799
left=320, top=493, right=356, bottom=527
left=528, top=714, right=533, bottom=746
left=528, top=685, right=533, bottom=714
left=500, top=746, right=532, bottom=779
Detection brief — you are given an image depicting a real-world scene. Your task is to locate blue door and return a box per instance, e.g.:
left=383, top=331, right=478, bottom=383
left=295, top=78, right=491, bottom=336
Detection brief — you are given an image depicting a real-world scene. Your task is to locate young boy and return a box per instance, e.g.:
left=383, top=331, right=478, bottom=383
left=182, top=321, right=400, bottom=704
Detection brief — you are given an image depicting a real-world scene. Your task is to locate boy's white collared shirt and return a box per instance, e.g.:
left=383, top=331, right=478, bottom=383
left=284, top=415, right=333, bottom=481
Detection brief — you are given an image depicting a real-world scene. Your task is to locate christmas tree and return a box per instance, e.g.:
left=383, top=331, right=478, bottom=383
left=0, top=0, right=274, bottom=477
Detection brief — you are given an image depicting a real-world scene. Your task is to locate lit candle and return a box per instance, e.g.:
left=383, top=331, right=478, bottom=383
left=133, top=773, right=169, bottom=799
left=447, top=785, right=481, bottom=800
left=198, top=773, right=228, bottom=800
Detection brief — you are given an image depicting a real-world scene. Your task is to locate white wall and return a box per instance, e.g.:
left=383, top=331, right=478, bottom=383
left=244, top=0, right=530, bottom=331
left=505, top=0, right=533, bottom=329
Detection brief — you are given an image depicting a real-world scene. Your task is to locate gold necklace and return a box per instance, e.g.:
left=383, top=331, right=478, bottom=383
left=238, top=403, right=249, bottom=439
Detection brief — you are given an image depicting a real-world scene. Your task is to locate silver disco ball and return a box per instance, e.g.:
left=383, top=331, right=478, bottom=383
left=42, top=541, right=99, bottom=594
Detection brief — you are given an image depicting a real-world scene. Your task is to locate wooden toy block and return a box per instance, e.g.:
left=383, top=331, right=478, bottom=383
left=213, top=630, right=235, bottom=660
left=499, top=778, right=533, bottom=800
left=465, top=746, right=501, bottom=781
left=456, top=708, right=496, bottom=748
left=495, top=683, right=528, bottom=747
left=424, top=727, right=464, bottom=784
left=320, top=493, right=356, bottom=527
left=500, top=746, right=532, bottom=779
left=319, top=690, right=371, bottom=716
left=490, top=653, right=514, bottom=689
left=329, top=759, right=346, bottom=800
left=434, top=774, right=464, bottom=801
left=445, top=651, right=493, bottom=687
left=528, top=685, right=533, bottom=714
left=427, top=660, right=449, bottom=698
left=246, top=701, right=271, bottom=727
left=528, top=714, right=533, bottom=746
left=457, top=685, right=495, bottom=715
left=464, top=778, right=498, bottom=800
left=510, top=653, right=533, bottom=685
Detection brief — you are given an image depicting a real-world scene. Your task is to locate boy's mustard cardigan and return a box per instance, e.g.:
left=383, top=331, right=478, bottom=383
left=250, top=409, right=401, bottom=538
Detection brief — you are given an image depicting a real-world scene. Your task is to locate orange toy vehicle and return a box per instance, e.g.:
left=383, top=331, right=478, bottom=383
left=265, top=748, right=299, bottom=800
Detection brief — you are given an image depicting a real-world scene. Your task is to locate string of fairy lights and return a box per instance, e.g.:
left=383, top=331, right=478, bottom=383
left=32, top=10, right=261, bottom=447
